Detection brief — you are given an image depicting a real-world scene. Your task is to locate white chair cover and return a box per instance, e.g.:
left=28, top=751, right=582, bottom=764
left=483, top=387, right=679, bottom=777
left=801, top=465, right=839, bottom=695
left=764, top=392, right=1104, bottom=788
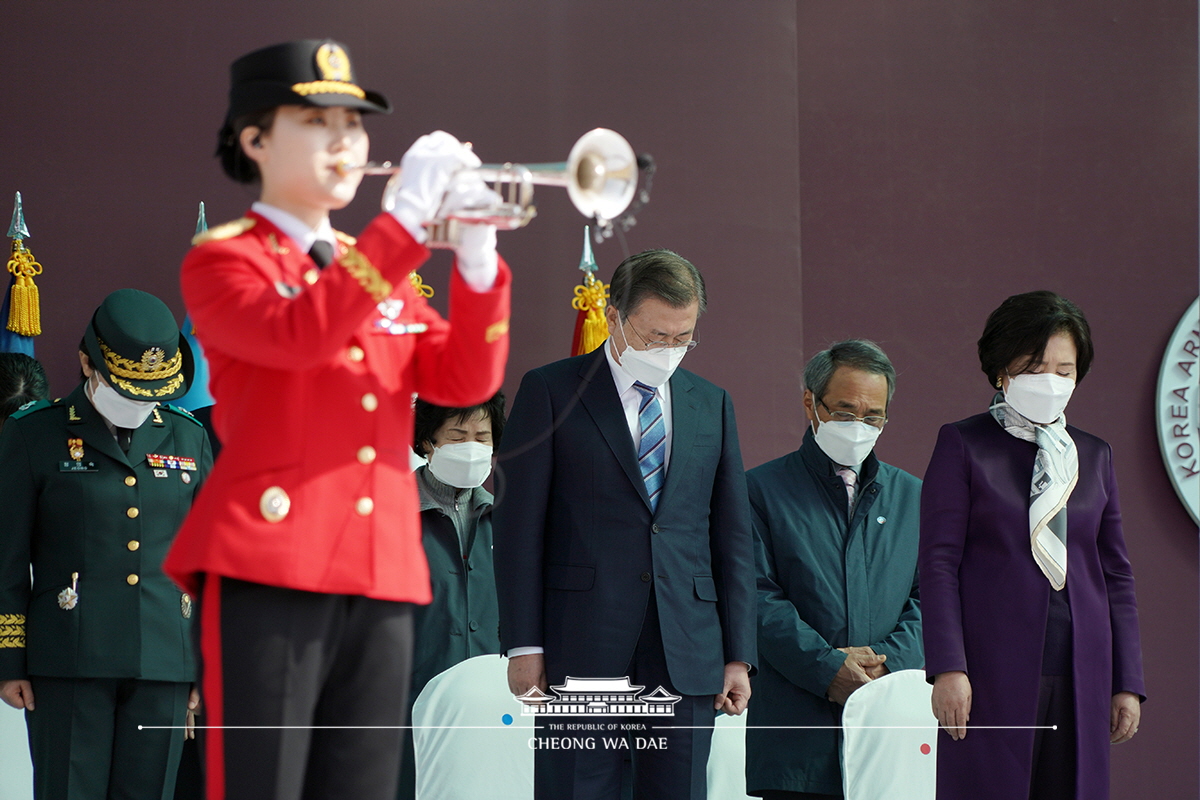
left=412, top=654, right=534, bottom=800
left=841, top=669, right=937, bottom=800
left=706, top=710, right=755, bottom=799
left=0, top=703, right=33, bottom=800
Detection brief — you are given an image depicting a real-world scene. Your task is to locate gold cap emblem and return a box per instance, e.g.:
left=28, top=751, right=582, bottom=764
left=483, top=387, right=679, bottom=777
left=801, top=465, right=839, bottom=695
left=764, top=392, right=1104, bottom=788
left=316, top=43, right=352, bottom=82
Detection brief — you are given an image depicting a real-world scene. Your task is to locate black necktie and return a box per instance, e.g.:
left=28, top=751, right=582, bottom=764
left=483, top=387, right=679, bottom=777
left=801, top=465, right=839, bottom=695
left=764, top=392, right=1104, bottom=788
left=117, top=427, right=133, bottom=453
left=308, top=240, right=334, bottom=269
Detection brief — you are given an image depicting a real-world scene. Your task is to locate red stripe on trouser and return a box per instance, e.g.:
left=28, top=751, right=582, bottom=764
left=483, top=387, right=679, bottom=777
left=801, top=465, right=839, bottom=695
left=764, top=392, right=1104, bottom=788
left=202, top=573, right=225, bottom=800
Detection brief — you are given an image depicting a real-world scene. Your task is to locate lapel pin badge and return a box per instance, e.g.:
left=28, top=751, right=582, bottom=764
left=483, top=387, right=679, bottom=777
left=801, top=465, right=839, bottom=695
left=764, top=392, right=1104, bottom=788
left=57, top=572, right=79, bottom=610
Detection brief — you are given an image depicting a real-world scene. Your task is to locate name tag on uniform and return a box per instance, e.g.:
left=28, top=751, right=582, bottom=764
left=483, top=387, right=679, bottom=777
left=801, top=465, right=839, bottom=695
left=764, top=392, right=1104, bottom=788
left=59, top=461, right=98, bottom=472
left=147, top=454, right=198, bottom=471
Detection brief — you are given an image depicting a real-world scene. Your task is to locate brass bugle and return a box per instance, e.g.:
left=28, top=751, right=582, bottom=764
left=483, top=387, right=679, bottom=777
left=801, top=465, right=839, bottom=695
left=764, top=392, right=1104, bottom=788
left=340, top=128, right=638, bottom=226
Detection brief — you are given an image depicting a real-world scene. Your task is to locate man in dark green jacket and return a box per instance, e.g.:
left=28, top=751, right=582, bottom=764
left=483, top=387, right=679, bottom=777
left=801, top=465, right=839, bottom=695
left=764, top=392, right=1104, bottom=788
left=397, top=392, right=504, bottom=800
left=745, top=340, right=922, bottom=799
left=0, top=289, right=212, bottom=800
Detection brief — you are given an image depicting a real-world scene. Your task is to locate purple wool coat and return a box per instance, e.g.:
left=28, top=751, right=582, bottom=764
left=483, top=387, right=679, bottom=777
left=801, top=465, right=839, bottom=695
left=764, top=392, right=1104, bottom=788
left=919, top=413, right=1144, bottom=800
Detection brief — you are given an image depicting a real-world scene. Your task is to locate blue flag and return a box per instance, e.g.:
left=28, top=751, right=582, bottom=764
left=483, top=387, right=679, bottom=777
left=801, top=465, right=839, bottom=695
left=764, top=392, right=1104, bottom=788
left=174, top=314, right=214, bottom=410
left=0, top=273, right=34, bottom=356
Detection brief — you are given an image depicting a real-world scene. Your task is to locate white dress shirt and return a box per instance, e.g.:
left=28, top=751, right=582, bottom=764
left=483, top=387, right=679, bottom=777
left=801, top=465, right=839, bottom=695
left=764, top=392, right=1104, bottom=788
left=252, top=202, right=337, bottom=255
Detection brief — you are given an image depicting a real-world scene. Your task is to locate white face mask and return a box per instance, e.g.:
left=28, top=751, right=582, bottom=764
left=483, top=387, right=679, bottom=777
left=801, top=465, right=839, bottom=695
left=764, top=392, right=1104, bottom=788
left=812, top=418, right=882, bottom=467
left=1004, top=373, right=1075, bottom=424
left=427, top=441, right=494, bottom=488
left=617, top=322, right=688, bottom=388
left=87, top=375, right=158, bottom=429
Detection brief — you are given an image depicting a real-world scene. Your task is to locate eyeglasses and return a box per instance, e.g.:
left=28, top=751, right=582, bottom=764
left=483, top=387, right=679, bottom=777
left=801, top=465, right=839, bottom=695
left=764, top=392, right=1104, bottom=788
left=623, top=317, right=698, bottom=352
left=818, top=399, right=887, bottom=429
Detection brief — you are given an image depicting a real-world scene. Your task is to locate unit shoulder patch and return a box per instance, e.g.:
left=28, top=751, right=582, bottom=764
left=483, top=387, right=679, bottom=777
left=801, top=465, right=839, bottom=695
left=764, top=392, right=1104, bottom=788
left=9, top=399, right=53, bottom=420
left=193, top=217, right=256, bottom=245
left=161, top=404, right=205, bottom=428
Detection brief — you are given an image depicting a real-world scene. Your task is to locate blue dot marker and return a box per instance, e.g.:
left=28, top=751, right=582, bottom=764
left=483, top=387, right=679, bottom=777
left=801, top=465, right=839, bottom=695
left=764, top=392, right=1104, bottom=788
left=502, top=713, right=514, bottom=725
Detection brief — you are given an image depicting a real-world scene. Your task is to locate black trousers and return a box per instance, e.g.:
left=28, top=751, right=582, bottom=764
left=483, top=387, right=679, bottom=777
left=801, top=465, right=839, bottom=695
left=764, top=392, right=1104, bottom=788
left=1028, top=675, right=1077, bottom=800
left=26, top=676, right=189, bottom=800
left=200, top=576, right=413, bottom=800
left=534, top=594, right=716, bottom=800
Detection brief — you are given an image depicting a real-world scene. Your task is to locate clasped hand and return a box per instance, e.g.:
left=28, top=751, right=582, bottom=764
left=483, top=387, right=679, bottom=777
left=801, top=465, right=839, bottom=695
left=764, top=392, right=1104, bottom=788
left=826, top=646, right=887, bottom=706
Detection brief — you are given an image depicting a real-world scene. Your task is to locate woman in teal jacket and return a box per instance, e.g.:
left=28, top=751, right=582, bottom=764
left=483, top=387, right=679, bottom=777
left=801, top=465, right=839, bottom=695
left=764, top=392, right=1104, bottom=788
left=397, top=393, right=504, bottom=800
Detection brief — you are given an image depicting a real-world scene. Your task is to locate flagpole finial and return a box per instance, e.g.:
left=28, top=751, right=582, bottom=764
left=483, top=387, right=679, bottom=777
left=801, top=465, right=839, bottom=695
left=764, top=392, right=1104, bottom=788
left=195, top=202, right=208, bottom=237
left=8, top=192, right=29, bottom=240
left=578, top=225, right=597, bottom=274
left=5, top=192, right=42, bottom=338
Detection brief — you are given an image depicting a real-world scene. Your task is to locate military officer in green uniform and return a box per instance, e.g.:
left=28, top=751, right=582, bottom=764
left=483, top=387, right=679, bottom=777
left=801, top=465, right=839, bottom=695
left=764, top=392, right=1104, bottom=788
left=0, top=289, right=213, bottom=800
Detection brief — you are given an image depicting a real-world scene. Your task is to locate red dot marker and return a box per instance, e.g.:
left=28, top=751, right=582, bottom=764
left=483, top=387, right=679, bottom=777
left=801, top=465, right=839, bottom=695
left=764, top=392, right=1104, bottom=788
left=920, top=743, right=932, bottom=755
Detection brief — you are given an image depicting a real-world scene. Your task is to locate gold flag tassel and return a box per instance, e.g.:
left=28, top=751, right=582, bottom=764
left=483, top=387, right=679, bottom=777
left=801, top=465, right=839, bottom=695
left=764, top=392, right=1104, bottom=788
left=7, top=239, right=42, bottom=337
left=571, top=271, right=609, bottom=356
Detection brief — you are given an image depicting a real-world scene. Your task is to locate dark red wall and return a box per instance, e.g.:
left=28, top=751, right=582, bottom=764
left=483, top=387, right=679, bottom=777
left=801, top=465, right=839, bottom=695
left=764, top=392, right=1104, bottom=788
left=2, top=2, right=1194, bottom=795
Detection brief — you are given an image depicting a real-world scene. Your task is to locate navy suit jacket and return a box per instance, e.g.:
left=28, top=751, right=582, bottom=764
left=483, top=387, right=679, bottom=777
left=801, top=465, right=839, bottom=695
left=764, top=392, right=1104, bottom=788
left=493, top=347, right=756, bottom=696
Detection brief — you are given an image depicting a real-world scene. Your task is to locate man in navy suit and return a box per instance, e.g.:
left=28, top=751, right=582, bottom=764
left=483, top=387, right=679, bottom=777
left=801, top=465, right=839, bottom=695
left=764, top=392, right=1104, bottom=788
left=494, top=249, right=756, bottom=800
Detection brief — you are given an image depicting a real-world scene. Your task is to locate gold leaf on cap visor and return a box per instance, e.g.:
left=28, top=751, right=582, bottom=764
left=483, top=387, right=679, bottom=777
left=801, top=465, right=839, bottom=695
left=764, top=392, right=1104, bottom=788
left=111, top=372, right=185, bottom=398
left=291, top=80, right=366, bottom=99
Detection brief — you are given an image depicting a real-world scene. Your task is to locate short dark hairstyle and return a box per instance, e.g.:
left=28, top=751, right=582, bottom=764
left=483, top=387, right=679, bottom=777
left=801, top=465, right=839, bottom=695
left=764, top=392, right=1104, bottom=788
left=978, top=290, right=1094, bottom=387
left=217, top=108, right=278, bottom=183
left=803, top=339, right=896, bottom=407
left=608, top=249, right=707, bottom=319
left=412, top=391, right=506, bottom=457
left=0, top=353, right=49, bottom=426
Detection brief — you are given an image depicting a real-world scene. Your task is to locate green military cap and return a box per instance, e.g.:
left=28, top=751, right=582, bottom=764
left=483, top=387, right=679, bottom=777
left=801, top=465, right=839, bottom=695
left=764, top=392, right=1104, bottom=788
left=82, top=289, right=193, bottom=402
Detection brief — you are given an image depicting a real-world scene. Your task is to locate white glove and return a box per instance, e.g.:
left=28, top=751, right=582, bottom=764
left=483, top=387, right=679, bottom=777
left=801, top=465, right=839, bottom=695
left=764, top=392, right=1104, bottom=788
left=439, top=170, right=504, bottom=219
left=455, top=222, right=499, bottom=292
left=442, top=172, right=501, bottom=291
left=384, top=131, right=481, bottom=243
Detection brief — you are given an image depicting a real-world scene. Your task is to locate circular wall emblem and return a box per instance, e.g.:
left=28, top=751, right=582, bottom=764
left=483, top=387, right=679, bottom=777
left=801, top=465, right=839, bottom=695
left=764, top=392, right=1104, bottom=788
left=1156, top=297, right=1200, bottom=526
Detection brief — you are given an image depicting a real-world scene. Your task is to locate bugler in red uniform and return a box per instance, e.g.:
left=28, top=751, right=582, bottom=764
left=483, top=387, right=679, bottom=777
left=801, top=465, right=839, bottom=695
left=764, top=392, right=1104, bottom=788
left=163, top=210, right=510, bottom=602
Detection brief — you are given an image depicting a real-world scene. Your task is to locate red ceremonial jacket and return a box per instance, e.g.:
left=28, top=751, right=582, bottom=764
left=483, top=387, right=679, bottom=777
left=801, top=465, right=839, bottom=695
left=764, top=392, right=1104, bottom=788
left=163, top=211, right=510, bottom=603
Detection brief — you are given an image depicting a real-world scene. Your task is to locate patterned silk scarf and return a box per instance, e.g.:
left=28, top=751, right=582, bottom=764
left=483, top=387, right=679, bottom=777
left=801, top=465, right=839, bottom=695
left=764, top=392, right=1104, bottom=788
left=989, top=393, right=1078, bottom=590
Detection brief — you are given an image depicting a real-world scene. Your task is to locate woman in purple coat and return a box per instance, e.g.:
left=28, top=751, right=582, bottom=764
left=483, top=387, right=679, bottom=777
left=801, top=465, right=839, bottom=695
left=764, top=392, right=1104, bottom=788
left=920, top=291, right=1144, bottom=800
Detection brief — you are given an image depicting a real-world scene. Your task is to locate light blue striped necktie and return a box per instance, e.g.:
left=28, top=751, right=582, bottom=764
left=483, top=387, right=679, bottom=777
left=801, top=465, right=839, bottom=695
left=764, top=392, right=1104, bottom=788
left=633, top=382, right=666, bottom=510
